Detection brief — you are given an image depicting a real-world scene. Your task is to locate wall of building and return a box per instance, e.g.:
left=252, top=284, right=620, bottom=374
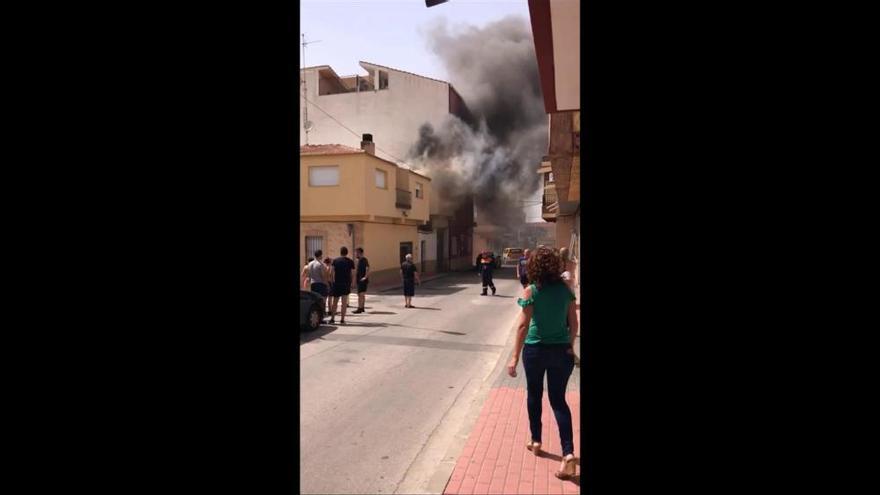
left=362, top=222, right=420, bottom=286
left=549, top=0, right=580, bottom=112
left=301, top=154, right=366, bottom=217
left=301, top=66, right=450, bottom=166
left=409, top=171, right=430, bottom=222
left=419, top=230, right=438, bottom=274
left=363, top=155, right=403, bottom=220
left=300, top=222, right=355, bottom=268
left=555, top=214, right=576, bottom=255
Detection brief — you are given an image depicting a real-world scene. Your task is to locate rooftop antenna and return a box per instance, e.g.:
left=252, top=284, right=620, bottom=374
left=301, top=34, right=321, bottom=144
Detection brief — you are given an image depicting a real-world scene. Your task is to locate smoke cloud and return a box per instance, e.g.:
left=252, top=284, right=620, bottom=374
left=408, top=16, right=547, bottom=230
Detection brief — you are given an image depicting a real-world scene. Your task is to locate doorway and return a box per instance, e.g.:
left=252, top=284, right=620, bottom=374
left=420, top=240, right=426, bottom=272
left=436, top=229, right=446, bottom=272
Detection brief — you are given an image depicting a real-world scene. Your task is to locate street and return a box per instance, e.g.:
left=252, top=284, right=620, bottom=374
left=300, top=268, right=525, bottom=494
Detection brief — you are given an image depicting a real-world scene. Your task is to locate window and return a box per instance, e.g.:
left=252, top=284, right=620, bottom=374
left=415, top=182, right=423, bottom=198
left=379, top=70, right=389, bottom=90
left=375, top=169, right=387, bottom=189
left=305, top=236, right=323, bottom=264
left=309, top=166, right=339, bottom=186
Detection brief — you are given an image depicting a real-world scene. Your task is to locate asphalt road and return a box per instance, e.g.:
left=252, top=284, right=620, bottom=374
left=300, top=268, right=524, bottom=495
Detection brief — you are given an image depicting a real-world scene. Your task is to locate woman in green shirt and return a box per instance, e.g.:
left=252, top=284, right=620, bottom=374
left=507, top=246, right=578, bottom=480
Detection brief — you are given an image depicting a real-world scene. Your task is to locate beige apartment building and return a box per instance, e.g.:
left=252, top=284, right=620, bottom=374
left=300, top=61, right=474, bottom=274
left=300, top=137, right=431, bottom=287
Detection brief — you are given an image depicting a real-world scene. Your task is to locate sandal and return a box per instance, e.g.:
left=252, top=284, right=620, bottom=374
left=555, top=454, right=577, bottom=480
left=526, top=441, right=542, bottom=456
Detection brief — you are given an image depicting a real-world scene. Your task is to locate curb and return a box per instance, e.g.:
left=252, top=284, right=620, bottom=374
left=424, top=311, right=523, bottom=495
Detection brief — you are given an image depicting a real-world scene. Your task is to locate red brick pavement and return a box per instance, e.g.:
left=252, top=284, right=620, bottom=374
left=444, top=387, right=581, bottom=495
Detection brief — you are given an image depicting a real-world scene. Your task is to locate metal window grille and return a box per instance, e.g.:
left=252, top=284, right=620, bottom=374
left=305, top=236, right=323, bottom=262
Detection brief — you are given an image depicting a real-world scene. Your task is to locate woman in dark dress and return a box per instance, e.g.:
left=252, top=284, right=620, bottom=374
left=400, top=253, right=421, bottom=308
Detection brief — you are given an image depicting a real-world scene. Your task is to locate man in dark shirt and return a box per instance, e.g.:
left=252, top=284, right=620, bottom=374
left=353, top=247, right=370, bottom=314
left=329, top=246, right=355, bottom=324
left=400, top=253, right=421, bottom=308
left=477, top=250, right=497, bottom=296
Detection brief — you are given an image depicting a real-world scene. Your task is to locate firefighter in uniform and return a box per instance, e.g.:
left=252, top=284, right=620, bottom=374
left=476, top=250, right=497, bottom=296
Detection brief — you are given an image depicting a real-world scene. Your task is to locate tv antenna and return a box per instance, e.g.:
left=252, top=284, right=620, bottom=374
left=301, top=34, right=321, bottom=144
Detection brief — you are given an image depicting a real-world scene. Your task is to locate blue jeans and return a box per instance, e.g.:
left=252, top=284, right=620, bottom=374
left=522, top=344, right=575, bottom=456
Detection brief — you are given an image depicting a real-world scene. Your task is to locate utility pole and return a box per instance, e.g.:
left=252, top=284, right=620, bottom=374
left=301, top=34, right=321, bottom=145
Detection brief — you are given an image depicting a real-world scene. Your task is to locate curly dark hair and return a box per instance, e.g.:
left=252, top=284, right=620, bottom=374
left=526, top=246, right=563, bottom=288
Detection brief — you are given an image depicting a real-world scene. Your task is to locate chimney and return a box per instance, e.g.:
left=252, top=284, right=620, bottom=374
left=360, top=133, right=375, bottom=155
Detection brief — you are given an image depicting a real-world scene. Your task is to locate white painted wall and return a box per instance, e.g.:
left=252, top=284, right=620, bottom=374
left=300, top=64, right=451, bottom=166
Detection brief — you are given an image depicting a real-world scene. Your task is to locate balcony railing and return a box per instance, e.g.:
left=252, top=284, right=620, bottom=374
left=396, top=189, right=412, bottom=209
left=542, top=189, right=558, bottom=221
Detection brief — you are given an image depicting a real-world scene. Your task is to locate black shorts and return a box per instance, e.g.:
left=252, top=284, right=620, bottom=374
left=310, top=282, right=328, bottom=297
left=357, top=280, right=368, bottom=293
left=403, top=280, right=415, bottom=297
left=331, top=283, right=351, bottom=297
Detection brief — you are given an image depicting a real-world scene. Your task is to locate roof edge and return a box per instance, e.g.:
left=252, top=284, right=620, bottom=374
left=359, top=61, right=450, bottom=86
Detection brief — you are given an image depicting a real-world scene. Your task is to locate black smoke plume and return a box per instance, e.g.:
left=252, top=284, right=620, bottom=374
left=408, top=16, right=547, bottom=230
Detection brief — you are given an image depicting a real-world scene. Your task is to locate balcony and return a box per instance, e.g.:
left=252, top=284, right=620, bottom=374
left=396, top=188, right=412, bottom=209
left=542, top=188, right=558, bottom=222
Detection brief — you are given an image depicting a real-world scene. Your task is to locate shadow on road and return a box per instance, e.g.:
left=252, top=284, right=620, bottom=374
left=343, top=322, right=388, bottom=328
left=299, top=324, right=339, bottom=344
left=318, top=332, right=503, bottom=353
left=379, top=286, right=469, bottom=296
left=409, top=306, right=441, bottom=310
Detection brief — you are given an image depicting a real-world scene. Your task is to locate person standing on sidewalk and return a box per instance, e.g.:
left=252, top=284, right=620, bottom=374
left=353, top=247, right=370, bottom=314
left=560, top=247, right=578, bottom=291
left=300, top=257, right=314, bottom=289
left=306, top=251, right=329, bottom=316
left=400, top=253, right=420, bottom=308
left=516, top=248, right=531, bottom=288
left=506, top=246, right=579, bottom=480
left=329, top=247, right=355, bottom=325
left=323, top=257, right=332, bottom=314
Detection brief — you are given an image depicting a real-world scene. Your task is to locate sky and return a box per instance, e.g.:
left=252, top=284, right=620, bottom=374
left=300, top=0, right=544, bottom=222
left=300, top=0, right=531, bottom=81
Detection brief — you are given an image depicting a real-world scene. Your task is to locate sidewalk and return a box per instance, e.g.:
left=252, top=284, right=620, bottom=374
left=442, top=286, right=582, bottom=495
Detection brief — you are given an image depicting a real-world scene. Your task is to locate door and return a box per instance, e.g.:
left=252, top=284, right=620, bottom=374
left=399, top=242, right=413, bottom=264
left=436, top=229, right=446, bottom=271
left=420, top=240, right=426, bottom=272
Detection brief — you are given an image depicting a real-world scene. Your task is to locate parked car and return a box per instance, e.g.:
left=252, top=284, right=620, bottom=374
left=491, top=251, right=503, bottom=268
left=502, top=247, right=524, bottom=265
left=300, top=289, right=325, bottom=331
